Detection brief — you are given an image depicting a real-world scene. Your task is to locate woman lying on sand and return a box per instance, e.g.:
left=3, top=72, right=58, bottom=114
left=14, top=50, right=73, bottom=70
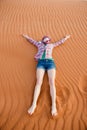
left=22, top=34, right=70, bottom=116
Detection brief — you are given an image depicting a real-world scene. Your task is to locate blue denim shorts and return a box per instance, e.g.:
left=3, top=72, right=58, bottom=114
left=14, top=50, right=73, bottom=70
left=36, top=59, right=56, bottom=70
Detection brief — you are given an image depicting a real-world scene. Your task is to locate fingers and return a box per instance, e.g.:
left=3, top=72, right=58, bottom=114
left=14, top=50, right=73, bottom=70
left=22, top=34, right=29, bottom=39
left=22, top=34, right=25, bottom=37
left=66, top=35, right=71, bottom=39
left=64, top=35, right=71, bottom=40
left=22, top=34, right=27, bottom=37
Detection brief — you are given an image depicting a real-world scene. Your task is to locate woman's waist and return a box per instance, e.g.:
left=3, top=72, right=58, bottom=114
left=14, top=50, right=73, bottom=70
left=38, top=58, right=54, bottom=62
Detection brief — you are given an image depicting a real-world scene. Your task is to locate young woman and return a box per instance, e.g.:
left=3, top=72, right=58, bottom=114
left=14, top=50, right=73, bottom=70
left=22, top=34, right=70, bottom=116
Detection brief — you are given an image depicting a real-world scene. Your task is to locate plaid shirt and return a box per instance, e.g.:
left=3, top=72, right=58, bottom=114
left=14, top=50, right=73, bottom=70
left=27, top=37, right=67, bottom=61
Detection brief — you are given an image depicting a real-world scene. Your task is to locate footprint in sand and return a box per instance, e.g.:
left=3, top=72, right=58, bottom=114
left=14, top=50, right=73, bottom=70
left=56, top=86, right=70, bottom=109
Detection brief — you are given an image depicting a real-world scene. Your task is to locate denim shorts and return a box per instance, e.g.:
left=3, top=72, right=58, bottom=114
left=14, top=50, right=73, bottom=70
left=36, top=59, right=56, bottom=70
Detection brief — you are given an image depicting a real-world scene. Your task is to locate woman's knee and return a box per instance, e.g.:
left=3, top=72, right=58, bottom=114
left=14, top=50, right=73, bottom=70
left=36, top=78, right=43, bottom=86
left=49, top=78, right=55, bottom=86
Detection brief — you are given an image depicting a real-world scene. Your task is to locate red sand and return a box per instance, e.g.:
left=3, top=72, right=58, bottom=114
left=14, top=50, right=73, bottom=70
left=0, top=0, right=87, bottom=130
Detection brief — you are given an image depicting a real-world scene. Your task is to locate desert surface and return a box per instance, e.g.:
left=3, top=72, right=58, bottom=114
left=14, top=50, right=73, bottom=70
left=0, top=0, right=87, bottom=130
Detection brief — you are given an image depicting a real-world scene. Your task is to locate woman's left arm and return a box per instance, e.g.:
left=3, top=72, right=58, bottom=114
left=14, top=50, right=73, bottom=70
left=53, top=35, right=70, bottom=47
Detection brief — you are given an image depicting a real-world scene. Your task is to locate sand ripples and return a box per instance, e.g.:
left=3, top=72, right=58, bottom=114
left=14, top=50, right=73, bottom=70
left=0, top=0, right=87, bottom=130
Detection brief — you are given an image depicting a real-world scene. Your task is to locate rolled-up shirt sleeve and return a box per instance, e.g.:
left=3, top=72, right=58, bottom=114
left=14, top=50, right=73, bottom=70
left=53, top=38, right=67, bottom=47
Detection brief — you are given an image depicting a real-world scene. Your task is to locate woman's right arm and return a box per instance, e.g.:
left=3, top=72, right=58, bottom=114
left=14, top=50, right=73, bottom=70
left=22, top=34, right=39, bottom=47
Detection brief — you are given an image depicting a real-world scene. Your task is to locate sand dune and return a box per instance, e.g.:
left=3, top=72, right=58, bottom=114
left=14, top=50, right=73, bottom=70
left=0, top=0, right=87, bottom=130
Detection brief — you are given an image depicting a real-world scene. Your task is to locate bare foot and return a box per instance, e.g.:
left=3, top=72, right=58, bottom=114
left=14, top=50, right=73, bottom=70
left=28, top=104, right=36, bottom=115
left=51, top=107, right=58, bottom=116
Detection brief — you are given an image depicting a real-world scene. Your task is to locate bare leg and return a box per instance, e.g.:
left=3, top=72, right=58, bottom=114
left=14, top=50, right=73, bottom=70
left=28, top=68, right=45, bottom=115
left=47, top=69, right=57, bottom=116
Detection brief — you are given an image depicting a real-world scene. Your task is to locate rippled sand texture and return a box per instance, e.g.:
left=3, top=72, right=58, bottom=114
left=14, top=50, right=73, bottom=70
left=0, top=0, right=87, bottom=130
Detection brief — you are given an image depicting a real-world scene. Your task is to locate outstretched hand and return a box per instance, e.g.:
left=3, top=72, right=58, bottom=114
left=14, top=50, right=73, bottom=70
left=65, top=35, right=71, bottom=40
left=22, top=34, right=29, bottom=39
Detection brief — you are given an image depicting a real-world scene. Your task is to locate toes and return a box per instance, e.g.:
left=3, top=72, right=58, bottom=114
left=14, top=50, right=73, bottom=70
left=28, top=105, right=36, bottom=115
left=28, top=109, right=33, bottom=115
left=28, top=108, right=34, bottom=115
left=52, top=112, right=58, bottom=116
left=51, top=108, right=58, bottom=116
